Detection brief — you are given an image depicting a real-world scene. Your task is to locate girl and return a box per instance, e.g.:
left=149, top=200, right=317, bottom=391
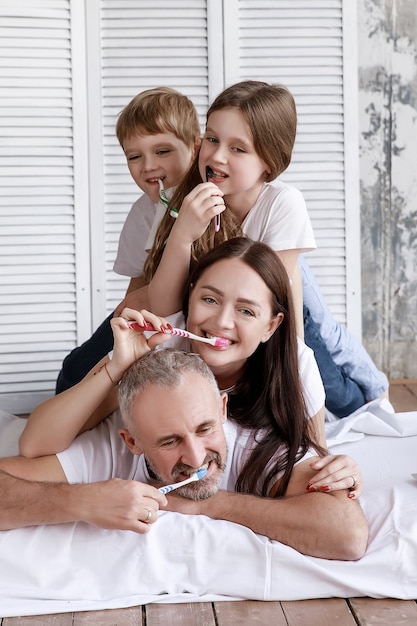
left=20, top=238, right=361, bottom=497
left=145, top=80, right=313, bottom=335
left=143, top=80, right=387, bottom=416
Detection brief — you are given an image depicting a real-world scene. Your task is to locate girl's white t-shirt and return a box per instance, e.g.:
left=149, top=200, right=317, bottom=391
left=113, top=181, right=316, bottom=278
left=241, top=181, right=316, bottom=252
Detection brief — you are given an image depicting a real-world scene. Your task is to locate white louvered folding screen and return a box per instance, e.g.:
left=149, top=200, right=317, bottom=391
left=0, top=0, right=90, bottom=413
left=0, top=0, right=359, bottom=413
left=223, top=0, right=360, bottom=327
left=88, top=0, right=220, bottom=321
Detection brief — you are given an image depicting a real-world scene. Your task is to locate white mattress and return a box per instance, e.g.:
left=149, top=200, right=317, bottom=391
left=0, top=399, right=416, bottom=617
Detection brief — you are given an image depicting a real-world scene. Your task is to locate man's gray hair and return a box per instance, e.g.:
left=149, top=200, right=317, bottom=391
left=118, top=348, right=221, bottom=428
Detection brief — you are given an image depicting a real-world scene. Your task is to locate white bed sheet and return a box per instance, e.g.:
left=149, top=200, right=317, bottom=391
left=0, top=402, right=416, bottom=617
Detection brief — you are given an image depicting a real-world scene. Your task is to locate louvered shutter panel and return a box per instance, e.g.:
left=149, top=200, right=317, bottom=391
left=0, top=0, right=91, bottom=413
left=90, top=0, right=215, bottom=320
left=223, top=0, right=360, bottom=331
left=0, top=0, right=358, bottom=413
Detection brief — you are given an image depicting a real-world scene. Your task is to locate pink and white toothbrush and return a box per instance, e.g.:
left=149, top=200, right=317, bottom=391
left=127, top=321, right=229, bottom=347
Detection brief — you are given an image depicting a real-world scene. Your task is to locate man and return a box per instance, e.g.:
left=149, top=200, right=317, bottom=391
left=0, top=349, right=368, bottom=560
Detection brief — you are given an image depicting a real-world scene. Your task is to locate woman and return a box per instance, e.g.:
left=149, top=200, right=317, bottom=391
left=20, top=238, right=361, bottom=497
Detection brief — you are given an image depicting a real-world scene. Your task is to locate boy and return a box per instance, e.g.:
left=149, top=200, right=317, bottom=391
left=55, top=87, right=200, bottom=393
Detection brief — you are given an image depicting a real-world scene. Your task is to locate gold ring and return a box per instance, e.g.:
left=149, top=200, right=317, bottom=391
left=144, top=508, right=152, bottom=522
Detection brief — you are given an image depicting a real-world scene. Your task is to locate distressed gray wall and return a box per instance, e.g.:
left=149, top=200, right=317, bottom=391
left=358, top=0, right=417, bottom=379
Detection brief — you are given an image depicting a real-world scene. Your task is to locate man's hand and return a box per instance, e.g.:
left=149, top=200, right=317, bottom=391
left=72, top=478, right=168, bottom=533
left=0, top=458, right=167, bottom=533
left=163, top=492, right=205, bottom=516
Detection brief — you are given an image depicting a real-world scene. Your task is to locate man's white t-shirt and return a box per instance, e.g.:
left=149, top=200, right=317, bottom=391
left=57, top=415, right=315, bottom=497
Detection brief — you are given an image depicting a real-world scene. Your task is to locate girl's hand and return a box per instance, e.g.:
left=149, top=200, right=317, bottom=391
left=107, top=308, right=172, bottom=382
left=306, top=454, right=362, bottom=499
left=172, top=181, right=225, bottom=244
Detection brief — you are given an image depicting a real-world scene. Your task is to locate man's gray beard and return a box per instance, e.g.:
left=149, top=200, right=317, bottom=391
left=144, top=451, right=226, bottom=501
left=175, top=474, right=222, bottom=500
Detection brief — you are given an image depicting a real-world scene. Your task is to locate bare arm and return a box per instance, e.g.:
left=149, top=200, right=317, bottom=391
left=306, top=406, right=363, bottom=498
left=114, top=278, right=149, bottom=317
left=275, top=251, right=303, bottom=339
left=0, top=456, right=166, bottom=532
left=164, top=456, right=368, bottom=560
left=125, top=275, right=147, bottom=296
left=19, top=310, right=172, bottom=458
left=308, top=405, right=326, bottom=448
left=19, top=357, right=120, bottom=457
left=148, top=182, right=225, bottom=315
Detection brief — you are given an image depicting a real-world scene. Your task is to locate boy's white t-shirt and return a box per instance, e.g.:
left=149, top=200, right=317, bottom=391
left=113, top=181, right=316, bottom=278
left=113, top=194, right=157, bottom=278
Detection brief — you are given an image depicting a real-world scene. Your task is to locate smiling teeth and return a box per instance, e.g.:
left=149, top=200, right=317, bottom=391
left=206, top=333, right=231, bottom=345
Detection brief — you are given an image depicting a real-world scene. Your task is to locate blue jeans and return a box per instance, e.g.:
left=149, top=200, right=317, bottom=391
left=303, top=306, right=366, bottom=417
left=55, top=312, right=114, bottom=394
left=300, top=255, right=388, bottom=401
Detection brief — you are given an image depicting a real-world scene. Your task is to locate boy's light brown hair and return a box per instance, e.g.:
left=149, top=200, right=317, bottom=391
left=116, top=87, right=201, bottom=149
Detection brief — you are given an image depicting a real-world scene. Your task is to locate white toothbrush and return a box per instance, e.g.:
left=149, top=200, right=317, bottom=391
left=158, top=468, right=208, bottom=495
left=158, top=178, right=178, bottom=218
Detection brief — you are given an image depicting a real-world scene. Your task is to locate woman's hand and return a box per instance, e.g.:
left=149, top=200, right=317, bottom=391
left=172, top=181, right=225, bottom=245
left=306, top=454, right=362, bottom=499
left=106, top=308, right=172, bottom=383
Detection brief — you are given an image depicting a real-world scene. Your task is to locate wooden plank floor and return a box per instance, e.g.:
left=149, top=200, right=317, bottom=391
left=2, top=381, right=416, bottom=626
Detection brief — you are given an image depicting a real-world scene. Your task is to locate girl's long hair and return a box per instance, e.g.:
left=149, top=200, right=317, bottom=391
left=143, top=156, right=241, bottom=282
left=144, top=80, right=296, bottom=282
left=184, top=237, right=326, bottom=497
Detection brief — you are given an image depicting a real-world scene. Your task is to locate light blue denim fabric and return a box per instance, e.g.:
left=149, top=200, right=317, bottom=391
left=300, top=255, right=388, bottom=400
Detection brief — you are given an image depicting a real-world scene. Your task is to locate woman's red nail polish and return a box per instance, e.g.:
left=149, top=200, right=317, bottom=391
left=166, top=323, right=173, bottom=330
left=307, top=485, right=316, bottom=492
left=319, top=485, right=331, bottom=492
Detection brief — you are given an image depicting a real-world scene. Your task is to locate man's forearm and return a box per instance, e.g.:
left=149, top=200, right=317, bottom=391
left=0, top=470, right=80, bottom=530
left=165, top=488, right=368, bottom=561
left=198, top=490, right=368, bottom=560
left=0, top=467, right=167, bottom=533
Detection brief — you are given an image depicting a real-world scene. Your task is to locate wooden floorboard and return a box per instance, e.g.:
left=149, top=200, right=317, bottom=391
left=2, top=381, right=417, bottom=625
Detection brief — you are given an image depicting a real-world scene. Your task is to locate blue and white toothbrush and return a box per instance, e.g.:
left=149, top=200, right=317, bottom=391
left=158, top=468, right=208, bottom=495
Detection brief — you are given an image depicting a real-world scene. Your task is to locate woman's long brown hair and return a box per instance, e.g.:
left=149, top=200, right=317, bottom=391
left=184, top=237, right=326, bottom=497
